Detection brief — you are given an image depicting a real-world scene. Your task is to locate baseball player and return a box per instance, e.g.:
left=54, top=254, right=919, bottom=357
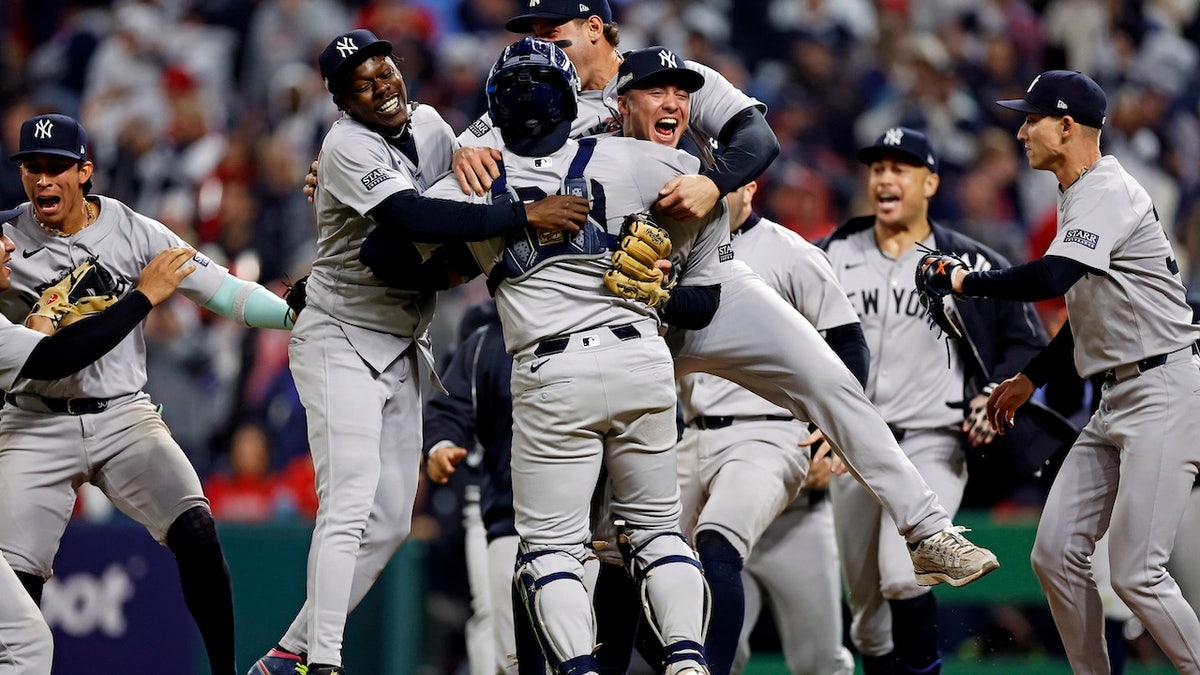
left=0, top=113, right=300, bottom=675
left=820, top=127, right=1049, bottom=675
left=452, top=15, right=1002, bottom=593
left=418, top=37, right=729, bottom=675
left=454, top=0, right=779, bottom=224
left=930, top=70, right=1200, bottom=674
left=734, top=452, right=855, bottom=675
left=674, top=178, right=864, bottom=675
left=0, top=205, right=196, bottom=675
left=247, top=30, right=587, bottom=675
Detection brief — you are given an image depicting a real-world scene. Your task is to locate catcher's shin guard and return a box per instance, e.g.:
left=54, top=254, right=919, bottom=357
left=514, top=544, right=600, bottom=675
left=615, top=520, right=711, bottom=675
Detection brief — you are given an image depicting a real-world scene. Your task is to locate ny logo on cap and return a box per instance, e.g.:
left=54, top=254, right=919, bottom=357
left=529, top=0, right=539, bottom=5
left=1027, top=74, right=1042, bottom=93
left=34, top=119, right=54, bottom=140
left=883, top=127, right=904, bottom=146
left=336, top=37, right=359, bottom=58
left=658, top=49, right=677, bottom=68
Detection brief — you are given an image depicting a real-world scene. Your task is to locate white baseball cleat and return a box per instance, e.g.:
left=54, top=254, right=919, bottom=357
left=910, top=525, right=1000, bottom=587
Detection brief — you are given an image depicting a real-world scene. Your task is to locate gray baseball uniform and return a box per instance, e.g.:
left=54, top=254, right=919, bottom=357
left=1027, top=155, right=1200, bottom=673
left=676, top=216, right=858, bottom=560
left=425, top=133, right=729, bottom=674
left=0, top=198, right=227, bottom=580
left=272, top=103, right=451, bottom=667
left=0, top=317, right=53, bottom=675
left=822, top=229, right=967, bottom=656
left=675, top=215, right=857, bottom=675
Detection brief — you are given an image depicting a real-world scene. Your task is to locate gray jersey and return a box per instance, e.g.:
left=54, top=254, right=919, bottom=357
left=423, top=136, right=730, bottom=353
left=309, top=104, right=454, bottom=337
left=823, top=230, right=962, bottom=429
left=679, top=217, right=858, bottom=420
left=0, top=318, right=43, bottom=391
left=0, top=198, right=226, bottom=399
left=1044, top=155, right=1200, bottom=377
left=458, top=58, right=763, bottom=147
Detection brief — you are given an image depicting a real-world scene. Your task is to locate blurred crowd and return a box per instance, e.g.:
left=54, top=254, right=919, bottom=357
left=1, top=0, right=1199, bottom=669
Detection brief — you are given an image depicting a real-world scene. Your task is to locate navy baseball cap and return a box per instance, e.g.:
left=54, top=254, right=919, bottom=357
left=506, top=0, right=613, bottom=34
left=319, top=29, right=394, bottom=93
left=10, top=114, right=88, bottom=162
left=997, top=70, right=1107, bottom=128
left=857, top=126, right=939, bottom=174
left=617, top=46, right=704, bottom=95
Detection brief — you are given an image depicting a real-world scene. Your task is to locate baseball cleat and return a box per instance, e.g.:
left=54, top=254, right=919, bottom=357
left=910, top=525, right=999, bottom=587
left=248, top=647, right=305, bottom=675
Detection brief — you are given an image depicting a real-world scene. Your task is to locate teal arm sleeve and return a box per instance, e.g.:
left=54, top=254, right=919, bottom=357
left=203, top=276, right=294, bottom=329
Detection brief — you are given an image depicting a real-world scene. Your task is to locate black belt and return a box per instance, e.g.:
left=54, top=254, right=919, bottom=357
left=533, top=323, right=642, bottom=357
left=1100, top=343, right=1200, bottom=385
left=4, top=393, right=110, bottom=415
left=689, top=415, right=794, bottom=430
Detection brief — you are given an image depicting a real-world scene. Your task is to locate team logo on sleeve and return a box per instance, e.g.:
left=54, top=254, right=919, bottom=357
left=718, top=243, right=734, bottom=262
left=1063, top=228, right=1099, bottom=250
left=360, top=169, right=393, bottom=191
left=467, top=119, right=491, bottom=137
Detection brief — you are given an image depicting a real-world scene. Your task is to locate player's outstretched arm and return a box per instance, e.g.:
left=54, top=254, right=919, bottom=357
left=18, top=247, right=197, bottom=380
left=452, top=146, right=503, bottom=197
left=203, top=274, right=294, bottom=330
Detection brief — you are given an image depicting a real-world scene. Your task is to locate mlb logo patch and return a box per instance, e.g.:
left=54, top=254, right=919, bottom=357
left=468, top=119, right=491, bottom=137
left=1063, top=228, right=1099, bottom=249
left=191, top=252, right=212, bottom=267
left=361, top=169, right=393, bottom=191
left=718, top=243, right=734, bottom=262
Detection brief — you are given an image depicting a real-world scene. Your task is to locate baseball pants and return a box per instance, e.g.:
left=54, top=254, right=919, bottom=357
left=669, top=263, right=951, bottom=544
left=281, top=308, right=423, bottom=666
left=0, top=553, right=51, bottom=675
left=0, top=392, right=208, bottom=578
left=1030, top=353, right=1200, bottom=674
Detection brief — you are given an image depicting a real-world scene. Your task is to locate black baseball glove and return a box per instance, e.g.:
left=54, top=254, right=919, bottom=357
left=915, top=251, right=968, bottom=339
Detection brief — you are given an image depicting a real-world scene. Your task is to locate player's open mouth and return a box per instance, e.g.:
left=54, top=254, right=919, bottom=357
left=654, top=118, right=678, bottom=140
left=377, top=95, right=402, bottom=115
left=876, top=194, right=900, bottom=214
left=35, top=195, right=62, bottom=216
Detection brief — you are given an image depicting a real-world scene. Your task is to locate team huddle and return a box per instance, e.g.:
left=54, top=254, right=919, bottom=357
left=2, top=1, right=1199, bottom=675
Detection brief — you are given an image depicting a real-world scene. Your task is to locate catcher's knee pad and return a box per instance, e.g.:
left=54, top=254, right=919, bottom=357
left=514, top=542, right=599, bottom=674
left=615, top=520, right=711, bottom=673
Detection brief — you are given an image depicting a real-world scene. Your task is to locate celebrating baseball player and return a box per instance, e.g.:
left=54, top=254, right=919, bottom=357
left=247, top=29, right=587, bottom=675
left=924, top=70, right=1200, bottom=674
left=821, top=127, right=1048, bottom=675
left=0, top=112, right=299, bottom=675
left=418, top=37, right=730, bottom=675
left=450, top=6, right=1001, bottom=600
left=0, top=203, right=196, bottom=675
left=675, top=179, right=863, bottom=675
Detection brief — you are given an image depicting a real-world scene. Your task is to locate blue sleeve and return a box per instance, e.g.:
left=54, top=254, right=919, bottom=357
left=824, top=322, right=869, bottom=388
left=368, top=189, right=528, bottom=243
left=1022, top=320, right=1076, bottom=387
left=660, top=284, right=721, bottom=330
left=702, top=108, right=780, bottom=195
left=962, top=255, right=1087, bottom=302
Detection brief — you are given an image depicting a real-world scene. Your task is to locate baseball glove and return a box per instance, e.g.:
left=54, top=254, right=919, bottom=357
left=284, top=274, right=309, bottom=317
left=915, top=251, right=968, bottom=339
left=603, top=212, right=674, bottom=309
left=27, top=258, right=121, bottom=329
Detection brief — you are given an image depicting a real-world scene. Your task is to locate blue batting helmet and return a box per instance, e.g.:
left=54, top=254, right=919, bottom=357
left=486, top=37, right=580, bottom=138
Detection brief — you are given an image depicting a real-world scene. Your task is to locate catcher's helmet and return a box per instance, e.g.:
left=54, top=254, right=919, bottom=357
left=486, top=37, right=580, bottom=138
